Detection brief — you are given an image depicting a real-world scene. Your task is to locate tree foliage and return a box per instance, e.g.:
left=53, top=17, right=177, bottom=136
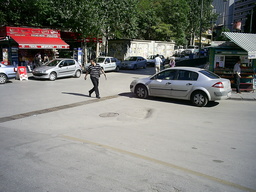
left=0, top=0, right=216, bottom=46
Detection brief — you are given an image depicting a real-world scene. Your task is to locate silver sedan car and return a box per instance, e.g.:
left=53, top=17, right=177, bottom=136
left=130, top=67, right=232, bottom=107
left=0, top=62, right=17, bottom=84
left=32, top=58, right=82, bottom=81
left=121, top=56, right=147, bottom=69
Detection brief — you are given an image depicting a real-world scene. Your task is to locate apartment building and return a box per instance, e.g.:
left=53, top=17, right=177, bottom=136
left=212, top=0, right=255, bottom=32
left=212, top=0, right=234, bottom=30
left=233, top=0, right=255, bottom=31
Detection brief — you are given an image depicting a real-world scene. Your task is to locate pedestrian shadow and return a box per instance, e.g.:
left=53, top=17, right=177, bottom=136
left=62, top=92, right=89, bottom=97
left=118, top=92, right=219, bottom=107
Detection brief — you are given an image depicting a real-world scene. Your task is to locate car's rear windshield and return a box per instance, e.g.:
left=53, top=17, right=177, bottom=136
left=125, top=57, right=137, bottom=61
left=97, top=58, right=105, bottom=63
left=199, top=70, right=220, bottom=79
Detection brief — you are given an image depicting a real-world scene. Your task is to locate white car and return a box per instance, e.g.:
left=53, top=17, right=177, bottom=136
left=84, top=56, right=121, bottom=72
left=130, top=67, right=232, bottom=107
left=146, top=55, right=165, bottom=66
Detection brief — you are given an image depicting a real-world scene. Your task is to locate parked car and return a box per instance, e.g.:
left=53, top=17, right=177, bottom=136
left=0, top=62, right=17, bottom=84
left=130, top=67, right=232, bottom=107
left=121, top=56, right=147, bottom=69
left=32, top=58, right=82, bottom=81
left=146, top=55, right=166, bottom=66
left=84, top=56, right=121, bottom=72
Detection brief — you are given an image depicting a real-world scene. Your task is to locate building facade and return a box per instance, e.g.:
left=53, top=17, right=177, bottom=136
left=233, top=0, right=256, bottom=31
left=212, top=0, right=234, bottom=30
left=212, top=0, right=255, bottom=32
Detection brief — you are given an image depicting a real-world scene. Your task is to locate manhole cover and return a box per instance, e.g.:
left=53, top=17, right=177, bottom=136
left=99, top=112, right=119, bottom=117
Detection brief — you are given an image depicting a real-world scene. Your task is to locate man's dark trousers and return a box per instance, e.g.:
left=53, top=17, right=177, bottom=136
left=234, top=74, right=240, bottom=93
left=89, top=76, right=99, bottom=97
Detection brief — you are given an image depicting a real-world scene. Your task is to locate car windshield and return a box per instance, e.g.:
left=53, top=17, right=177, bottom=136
left=125, top=57, right=137, bottom=61
left=97, top=58, right=105, bottom=63
left=199, top=70, right=220, bottom=79
left=46, top=59, right=60, bottom=67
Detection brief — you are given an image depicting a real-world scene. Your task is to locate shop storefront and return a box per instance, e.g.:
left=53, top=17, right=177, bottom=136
left=0, top=26, right=69, bottom=70
left=209, top=32, right=256, bottom=92
left=60, top=31, right=85, bottom=65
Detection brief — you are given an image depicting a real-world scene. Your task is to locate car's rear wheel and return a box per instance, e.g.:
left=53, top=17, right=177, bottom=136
left=115, top=66, right=120, bottom=72
left=133, top=65, right=137, bottom=70
left=74, top=70, right=81, bottom=78
left=135, top=85, right=148, bottom=98
left=0, top=74, right=7, bottom=84
left=49, top=72, right=57, bottom=81
left=191, top=91, right=208, bottom=107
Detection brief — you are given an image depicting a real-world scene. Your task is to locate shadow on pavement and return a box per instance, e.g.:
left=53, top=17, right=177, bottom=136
left=119, top=92, right=219, bottom=108
left=62, top=92, right=89, bottom=97
left=118, top=66, right=156, bottom=76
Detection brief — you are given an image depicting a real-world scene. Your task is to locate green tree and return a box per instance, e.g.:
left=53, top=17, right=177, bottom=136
left=136, top=0, right=159, bottom=40
left=186, top=0, right=217, bottom=46
left=0, top=0, right=218, bottom=47
left=136, top=0, right=189, bottom=45
left=160, top=0, right=190, bottom=45
left=93, top=0, right=138, bottom=39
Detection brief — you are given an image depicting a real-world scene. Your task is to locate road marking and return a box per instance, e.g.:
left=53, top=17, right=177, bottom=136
left=0, top=95, right=119, bottom=123
left=61, top=135, right=256, bottom=192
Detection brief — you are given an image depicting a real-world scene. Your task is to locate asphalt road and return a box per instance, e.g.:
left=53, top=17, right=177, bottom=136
left=0, top=67, right=256, bottom=192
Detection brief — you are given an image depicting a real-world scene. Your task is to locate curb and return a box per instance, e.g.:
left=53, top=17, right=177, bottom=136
left=228, top=97, right=256, bottom=101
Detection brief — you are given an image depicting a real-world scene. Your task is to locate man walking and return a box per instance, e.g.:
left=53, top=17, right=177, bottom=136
left=84, top=59, right=106, bottom=98
left=154, top=54, right=162, bottom=73
left=233, top=59, right=241, bottom=94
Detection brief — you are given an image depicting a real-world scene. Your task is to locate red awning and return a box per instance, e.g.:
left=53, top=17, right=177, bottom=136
left=10, top=35, right=69, bottom=49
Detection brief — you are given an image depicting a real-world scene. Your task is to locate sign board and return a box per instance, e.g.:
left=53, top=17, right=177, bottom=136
left=17, top=66, right=28, bottom=81
left=2, top=48, right=8, bottom=65
left=4, top=26, right=60, bottom=38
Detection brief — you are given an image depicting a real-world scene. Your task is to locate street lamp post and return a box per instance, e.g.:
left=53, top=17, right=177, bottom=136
left=223, top=0, right=227, bottom=27
left=250, top=6, right=254, bottom=33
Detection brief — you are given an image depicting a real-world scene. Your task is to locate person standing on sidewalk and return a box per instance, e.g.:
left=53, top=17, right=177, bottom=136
left=169, top=57, right=176, bottom=68
left=154, top=54, right=162, bottom=73
left=84, top=59, right=107, bottom=99
left=233, top=59, right=241, bottom=94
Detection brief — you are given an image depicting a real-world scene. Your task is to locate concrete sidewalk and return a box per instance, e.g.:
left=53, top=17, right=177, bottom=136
left=229, top=91, right=256, bottom=101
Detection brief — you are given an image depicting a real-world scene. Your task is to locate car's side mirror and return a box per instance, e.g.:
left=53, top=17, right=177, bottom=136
left=59, top=64, right=63, bottom=68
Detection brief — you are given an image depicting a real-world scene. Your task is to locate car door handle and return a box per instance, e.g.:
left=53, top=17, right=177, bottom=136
left=186, top=83, right=192, bottom=86
left=166, top=82, right=171, bottom=85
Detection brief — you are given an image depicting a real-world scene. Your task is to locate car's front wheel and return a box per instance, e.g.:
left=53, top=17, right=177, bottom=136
left=191, top=91, right=208, bottom=107
left=115, top=66, right=120, bottom=72
left=49, top=72, right=57, bottom=81
left=135, top=85, right=148, bottom=98
left=0, top=74, right=7, bottom=84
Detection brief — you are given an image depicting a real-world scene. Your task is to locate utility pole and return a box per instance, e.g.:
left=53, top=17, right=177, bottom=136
left=199, top=0, right=203, bottom=58
left=250, top=7, right=254, bottom=33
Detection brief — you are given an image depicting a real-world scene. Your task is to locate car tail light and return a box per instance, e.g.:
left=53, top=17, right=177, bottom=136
left=14, top=68, right=17, bottom=72
left=212, top=82, right=224, bottom=88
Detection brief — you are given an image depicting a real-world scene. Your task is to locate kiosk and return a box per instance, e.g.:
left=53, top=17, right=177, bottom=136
left=0, top=26, right=69, bottom=68
left=209, top=32, right=256, bottom=92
